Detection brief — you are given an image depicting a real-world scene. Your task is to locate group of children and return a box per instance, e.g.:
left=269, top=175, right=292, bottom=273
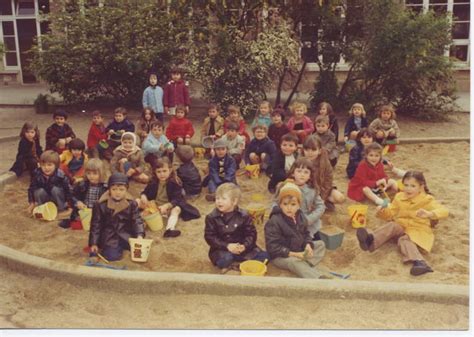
left=9, top=68, right=448, bottom=277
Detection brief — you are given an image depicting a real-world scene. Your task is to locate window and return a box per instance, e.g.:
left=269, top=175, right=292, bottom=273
left=2, top=21, right=18, bottom=66
left=0, top=0, right=13, bottom=15
left=16, top=0, right=35, bottom=15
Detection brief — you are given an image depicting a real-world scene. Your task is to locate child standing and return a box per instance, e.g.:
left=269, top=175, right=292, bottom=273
left=164, top=67, right=190, bottom=116
left=268, top=133, right=299, bottom=194
left=104, top=107, right=135, bottom=159
left=221, top=122, right=245, bottom=167
left=356, top=171, right=448, bottom=276
left=110, top=132, right=149, bottom=184
left=165, top=105, right=194, bottom=146
left=244, top=125, right=277, bottom=175
left=142, top=72, right=164, bottom=122
left=175, top=145, right=202, bottom=198
left=27, top=150, right=73, bottom=219
left=140, top=157, right=200, bottom=238
left=302, top=136, right=345, bottom=210
left=135, top=107, right=157, bottom=145
left=60, top=159, right=108, bottom=229
left=348, top=143, right=398, bottom=206
left=369, top=105, right=400, bottom=145
left=287, top=158, right=325, bottom=238
left=59, top=138, right=89, bottom=184
left=201, top=104, right=225, bottom=141
left=204, top=183, right=269, bottom=272
left=203, top=139, right=237, bottom=202
left=316, top=102, right=339, bottom=143
left=45, top=110, right=76, bottom=154
left=313, top=115, right=339, bottom=167
left=346, top=128, right=374, bottom=179
left=251, top=100, right=273, bottom=130
left=267, top=107, right=290, bottom=149
left=89, top=173, right=145, bottom=261
left=142, top=121, right=174, bottom=164
left=264, top=182, right=326, bottom=279
left=86, top=110, right=107, bottom=159
left=344, top=103, right=368, bottom=141
left=10, top=122, right=42, bottom=177
left=287, top=102, right=314, bottom=144
left=224, top=105, right=250, bottom=144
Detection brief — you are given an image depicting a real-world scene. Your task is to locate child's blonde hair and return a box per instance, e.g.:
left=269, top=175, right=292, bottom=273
left=290, top=102, right=307, bottom=115
left=259, top=100, right=272, bottom=113
left=40, top=150, right=59, bottom=167
left=216, top=183, right=242, bottom=203
left=85, top=158, right=106, bottom=183
left=349, top=103, right=366, bottom=117
left=378, top=104, right=396, bottom=120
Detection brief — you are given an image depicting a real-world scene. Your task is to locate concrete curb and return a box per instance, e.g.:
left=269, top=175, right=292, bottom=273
left=0, top=135, right=19, bottom=144
left=0, top=171, right=16, bottom=190
left=0, top=244, right=468, bottom=305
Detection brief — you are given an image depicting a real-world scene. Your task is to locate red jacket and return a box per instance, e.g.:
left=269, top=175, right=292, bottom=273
left=347, top=160, right=387, bottom=201
left=163, top=79, right=191, bottom=108
left=166, top=117, right=194, bottom=141
left=87, top=122, right=107, bottom=149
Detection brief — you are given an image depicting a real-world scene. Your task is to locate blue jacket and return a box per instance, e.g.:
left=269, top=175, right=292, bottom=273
left=244, top=137, right=276, bottom=166
left=346, top=143, right=364, bottom=179
left=142, top=133, right=173, bottom=156
left=209, top=154, right=237, bottom=186
left=344, top=116, right=368, bottom=137
left=142, top=85, right=164, bottom=114
left=251, top=114, right=272, bottom=129
left=28, top=168, right=73, bottom=204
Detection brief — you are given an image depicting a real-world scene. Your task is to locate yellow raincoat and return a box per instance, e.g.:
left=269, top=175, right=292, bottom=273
left=377, top=192, right=448, bottom=252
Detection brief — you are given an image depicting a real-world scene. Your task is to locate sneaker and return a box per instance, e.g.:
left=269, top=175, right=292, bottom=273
left=57, top=208, right=73, bottom=220
left=356, top=228, right=374, bottom=251
left=205, top=194, right=215, bottom=202
left=410, top=260, right=433, bottom=276
left=163, top=229, right=181, bottom=238
left=58, top=219, right=71, bottom=229
left=324, top=201, right=336, bottom=212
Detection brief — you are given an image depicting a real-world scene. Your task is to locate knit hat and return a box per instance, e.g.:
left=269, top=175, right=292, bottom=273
left=213, top=138, right=228, bottom=149
left=108, top=172, right=129, bottom=187
left=278, top=182, right=302, bottom=204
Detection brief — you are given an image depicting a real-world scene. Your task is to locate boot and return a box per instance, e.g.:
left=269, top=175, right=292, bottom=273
left=410, top=260, right=433, bottom=276
left=356, top=228, right=374, bottom=251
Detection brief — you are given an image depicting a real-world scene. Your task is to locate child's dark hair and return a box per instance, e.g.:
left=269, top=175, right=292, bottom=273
left=170, top=67, right=183, bottom=75
left=287, top=157, right=316, bottom=189
left=303, top=135, right=322, bottom=150
left=281, top=133, right=299, bottom=146
left=68, top=138, right=85, bottom=151
left=175, top=145, right=194, bottom=163
left=315, top=115, right=329, bottom=125
left=150, top=120, right=164, bottom=129
left=364, top=142, right=383, bottom=156
left=356, top=128, right=373, bottom=143
left=271, top=106, right=286, bottom=120
left=92, top=110, right=102, bottom=118
left=114, top=107, right=127, bottom=116
left=208, top=103, right=220, bottom=113
left=228, top=105, right=241, bottom=116
left=316, top=102, right=334, bottom=116
left=176, top=104, right=187, bottom=116
left=53, top=110, right=68, bottom=119
left=19, top=122, right=40, bottom=141
left=142, top=106, right=156, bottom=117
left=226, top=121, right=239, bottom=131
left=402, top=170, right=431, bottom=194
left=40, top=150, right=60, bottom=167
left=150, top=157, right=179, bottom=184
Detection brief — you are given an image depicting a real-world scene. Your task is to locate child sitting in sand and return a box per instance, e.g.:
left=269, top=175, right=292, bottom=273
left=165, top=105, right=194, bottom=146
left=142, top=121, right=174, bottom=164
left=356, top=171, right=448, bottom=276
left=244, top=124, right=276, bottom=175
left=220, top=122, right=245, bottom=167
left=251, top=100, right=273, bottom=130
left=104, top=107, right=135, bottom=159
left=224, top=105, right=250, bottom=144
left=89, top=173, right=145, bottom=261
left=201, top=104, right=225, bottom=141
left=110, top=132, right=149, bottom=184
left=346, top=128, right=374, bottom=179
left=59, top=138, right=88, bottom=184
left=287, top=102, right=314, bottom=144
left=27, top=150, right=73, bottom=219
left=45, top=110, right=76, bottom=154
left=268, top=133, right=299, bottom=194
left=267, top=107, right=289, bottom=149
left=86, top=110, right=107, bottom=159
left=135, top=107, right=157, bottom=145
left=315, top=101, right=339, bottom=143
left=175, top=145, right=202, bottom=199
left=313, top=115, right=339, bottom=167
left=344, top=103, right=368, bottom=142
left=204, top=183, right=269, bottom=272
left=10, top=122, right=42, bottom=178
left=264, top=181, right=326, bottom=279
left=347, top=143, right=398, bottom=207
left=369, top=104, right=400, bottom=145
left=140, top=157, right=200, bottom=238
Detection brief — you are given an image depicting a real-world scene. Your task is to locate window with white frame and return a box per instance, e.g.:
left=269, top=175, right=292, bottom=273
left=1, top=21, right=18, bottom=66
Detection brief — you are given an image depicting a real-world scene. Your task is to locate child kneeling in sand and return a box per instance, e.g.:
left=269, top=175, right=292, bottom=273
left=264, top=182, right=326, bottom=279
left=204, top=183, right=269, bottom=272
left=356, top=171, right=448, bottom=276
left=89, top=173, right=145, bottom=261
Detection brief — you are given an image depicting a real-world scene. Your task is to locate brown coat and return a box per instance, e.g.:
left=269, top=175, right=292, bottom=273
left=201, top=116, right=225, bottom=138
left=310, top=148, right=334, bottom=201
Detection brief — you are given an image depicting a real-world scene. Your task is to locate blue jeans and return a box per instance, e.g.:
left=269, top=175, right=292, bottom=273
left=34, top=187, right=67, bottom=211
left=216, top=250, right=270, bottom=269
left=101, top=239, right=130, bottom=262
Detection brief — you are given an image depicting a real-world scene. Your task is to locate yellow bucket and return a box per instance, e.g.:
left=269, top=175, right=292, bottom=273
left=128, top=238, right=153, bottom=262
left=78, top=208, right=92, bottom=231
left=246, top=205, right=266, bottom=227
left=396, top=179, right=404, bottom=191
left=142, top=210, right=163, bottom=231
left=194, top=147, right=206, bottom=159
left=33, top=202, right=58, bottom=221
left=240, top=259, right=268, bottom=276
left=245, top=164, right=260, bottom=179
left=347, top=204, right=368, bottom=228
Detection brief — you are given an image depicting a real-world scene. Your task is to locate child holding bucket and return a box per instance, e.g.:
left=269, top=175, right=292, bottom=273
left=110, top=132, right=149, bottom=184
left=267, top=133, right=299, bottom=194
left=347, top=143, right=398, bottom=207
left=10, top=122, right=43, bottom=178
left=59, top=138, right=89, bottom=184
left=59, top=159, right=107, bottom=229
left=302, top=136, right=345, bottom=211
left=86, top=110, right=107, bottom=159
left=175, top=145, right=202, bottom=199
left=204, top=183, right=269, bottom=272
left=356, top=171, right=448, bottom=276
left=139, top=157, right=200, bottom=238
left=27, top=150, right=73, bottom=220
left=264, top=181, right=326, bottom=279
left=287, top=158, right=325, bottom=239
left=89, top=173, right=145, bottom=261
